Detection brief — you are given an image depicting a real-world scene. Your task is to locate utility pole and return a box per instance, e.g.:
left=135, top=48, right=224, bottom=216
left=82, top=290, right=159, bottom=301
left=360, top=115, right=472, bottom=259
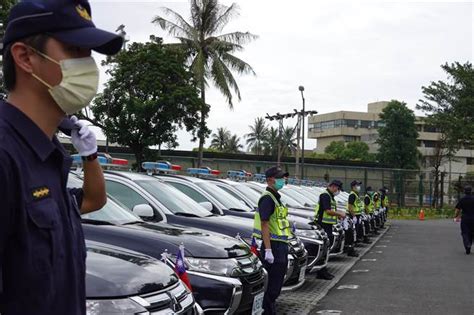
left=265, top=107, right=317, bottom=171
left=299, top=86, right=306, bottom=179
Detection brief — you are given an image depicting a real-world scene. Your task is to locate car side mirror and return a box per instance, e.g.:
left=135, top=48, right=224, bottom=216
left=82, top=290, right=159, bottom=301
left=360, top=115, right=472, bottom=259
left=199, top=201, right=213, bottom=212
left=133, top=204, right=154, bottom=218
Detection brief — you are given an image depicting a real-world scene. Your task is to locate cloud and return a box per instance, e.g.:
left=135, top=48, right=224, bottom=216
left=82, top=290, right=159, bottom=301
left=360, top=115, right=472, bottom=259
left=89, top=0, right=473, bottom=150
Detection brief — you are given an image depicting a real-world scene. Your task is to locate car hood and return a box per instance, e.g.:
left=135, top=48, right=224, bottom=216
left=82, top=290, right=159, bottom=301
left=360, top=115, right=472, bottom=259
left=85, top=241, right=178, bottom=298
left=167, top=213, right=256, bottom=239
left=83, top=221, right=250, bottom=260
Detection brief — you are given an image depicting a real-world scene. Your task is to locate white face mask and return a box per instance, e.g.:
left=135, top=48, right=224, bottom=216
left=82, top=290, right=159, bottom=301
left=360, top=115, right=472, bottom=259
left=355, top=186, right=361, bottom=192
left=31, top=49, right=99, bottom=114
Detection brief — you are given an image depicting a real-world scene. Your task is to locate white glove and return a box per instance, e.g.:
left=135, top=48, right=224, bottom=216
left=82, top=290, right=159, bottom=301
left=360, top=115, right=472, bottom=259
left=264, top=249, right=274, bottom=264
left=70, top=116, right=97, bottom=156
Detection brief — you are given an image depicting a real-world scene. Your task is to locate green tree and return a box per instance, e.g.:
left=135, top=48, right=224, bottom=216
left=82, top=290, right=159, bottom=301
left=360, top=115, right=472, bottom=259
left=245, top=117, right=268, bottom=155
left=154, top=0, right=257, bottom=167
left=263, top=127, right=278, bottom=156
left=324, top=141, right=346, bottom=158
left=210, top=127, right=230, bottom=151
left=83, top=37, right=202, bottom=168
left=376, top=100, right=419, bottom=169
left=224, top=134, right=243, bottom=153
left=0, top=0, right=17, bottom=98
left=324, top=141, right=373, bottom=161
left=417, top=62, right=474, bottom=148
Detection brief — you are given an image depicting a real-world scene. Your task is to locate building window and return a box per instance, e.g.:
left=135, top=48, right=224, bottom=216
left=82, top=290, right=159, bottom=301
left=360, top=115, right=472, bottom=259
left=321, top=120, right=335, bottom=130
left=345, top=119, right=358, bottom=128
left=424, top=126, right=440, bottom=133
left=467, top=158, right=474, bottom=165
left=376, top=121, right=386, bottom=128
left=343, top=136, right=358, bottom=142
left=424, top=140, right=438, bottom=148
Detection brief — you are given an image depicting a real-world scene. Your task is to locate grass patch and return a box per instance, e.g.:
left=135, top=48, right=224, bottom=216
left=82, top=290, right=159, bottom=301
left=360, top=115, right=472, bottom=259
left=389, top=207, right=455, bottom=220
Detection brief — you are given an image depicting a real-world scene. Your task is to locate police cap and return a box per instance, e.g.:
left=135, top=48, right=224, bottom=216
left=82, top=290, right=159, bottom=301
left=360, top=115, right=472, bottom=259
left=265, top=166, right=289, bottom=179
left=2, top=0, right=123, bottom=55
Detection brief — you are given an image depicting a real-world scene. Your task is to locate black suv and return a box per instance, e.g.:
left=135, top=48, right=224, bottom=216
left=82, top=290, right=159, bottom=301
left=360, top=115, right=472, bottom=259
left=69, top=175, right=266, bottom=314
left=85, top=240, right=196, bottom=314
left=101, top=170, right=308, bottom=291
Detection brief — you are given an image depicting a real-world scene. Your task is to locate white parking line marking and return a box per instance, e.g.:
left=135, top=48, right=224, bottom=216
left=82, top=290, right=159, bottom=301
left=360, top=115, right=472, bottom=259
left=352, top=269, right=369, bottom=273
left=362, top=258, right=377, bottom=262
left=337, top=284, right=359, bottom=290
left=316, top=310, right=342, bottom=314
left=376, top=245, right=387, bottom=248
left=381, top=240, right=391, bottom=242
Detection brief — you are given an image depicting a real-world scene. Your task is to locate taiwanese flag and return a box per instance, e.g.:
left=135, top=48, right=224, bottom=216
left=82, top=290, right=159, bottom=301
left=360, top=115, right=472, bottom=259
left=175, top=245, right=192, bottom=291
left=250, top=237, right=259, bottom=256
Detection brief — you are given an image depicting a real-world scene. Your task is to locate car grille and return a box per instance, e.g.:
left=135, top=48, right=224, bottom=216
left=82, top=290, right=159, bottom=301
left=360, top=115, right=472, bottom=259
left=137, top=282, right=194, bottom=314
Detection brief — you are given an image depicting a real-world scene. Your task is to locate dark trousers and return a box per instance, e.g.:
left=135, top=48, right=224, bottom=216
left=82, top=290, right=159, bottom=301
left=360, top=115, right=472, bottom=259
left=345, top=226, right=355, bottom=246
left=260, top=241, right=289, bottom=315
left=461, top=218, right=474, bottom=250
left=355, top=215, right=364, bottom=240
left=321, top=223, right=334, bottom=247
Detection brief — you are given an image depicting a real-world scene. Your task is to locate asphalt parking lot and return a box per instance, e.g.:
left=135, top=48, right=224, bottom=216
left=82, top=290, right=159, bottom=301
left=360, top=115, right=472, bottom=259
left=278, top=219, right=474, bottom=315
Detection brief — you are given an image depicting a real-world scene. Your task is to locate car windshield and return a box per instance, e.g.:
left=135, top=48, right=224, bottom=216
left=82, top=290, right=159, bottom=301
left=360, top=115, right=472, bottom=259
left=135, top=179, right=212, bottom=217
left=68, top=174, right=143, bottom=225
left=285, top=187, right=319, bottom=205
left=288, top=187, right=319, bottom=205
left=233, top=183, right=261, bottom=206
left=195, top=181, right=252, bottom=211
left=246, top=183, right=306, bottom=208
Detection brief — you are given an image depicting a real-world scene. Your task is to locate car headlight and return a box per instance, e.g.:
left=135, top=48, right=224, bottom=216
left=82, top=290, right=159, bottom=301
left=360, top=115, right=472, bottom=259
left=293, top=228, right=319, bottom=240
left=86, top=299, right=147, bottom=315
left=185, top=257, right=240, bottom=277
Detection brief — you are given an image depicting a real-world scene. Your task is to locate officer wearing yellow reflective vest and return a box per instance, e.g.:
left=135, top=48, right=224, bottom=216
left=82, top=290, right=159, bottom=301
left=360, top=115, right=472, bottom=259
left=315, top=180, right=346, bottom=280
left=253, top=166, right=291, bottom=315
left=364, top=187, right=379, bottom=235
left=348, top=180, right=371, bottom=244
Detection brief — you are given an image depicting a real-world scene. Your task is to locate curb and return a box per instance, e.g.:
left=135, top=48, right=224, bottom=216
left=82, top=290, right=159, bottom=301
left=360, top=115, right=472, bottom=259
left=302, top=224, right=392, bottom=314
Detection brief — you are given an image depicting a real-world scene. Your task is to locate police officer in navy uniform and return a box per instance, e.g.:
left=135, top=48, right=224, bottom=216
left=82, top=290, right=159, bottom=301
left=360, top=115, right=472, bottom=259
left=253, top=166, right=291, bottom=315
left=316, top=180, right=346, bottom=280
left=454, top=186, right=474, bottom=255
left=0, top=1, right=122, bottom=314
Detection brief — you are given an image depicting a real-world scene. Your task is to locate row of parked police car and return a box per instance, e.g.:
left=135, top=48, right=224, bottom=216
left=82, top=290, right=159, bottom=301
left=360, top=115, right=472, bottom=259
left=73, top=154, right=387, bottom=315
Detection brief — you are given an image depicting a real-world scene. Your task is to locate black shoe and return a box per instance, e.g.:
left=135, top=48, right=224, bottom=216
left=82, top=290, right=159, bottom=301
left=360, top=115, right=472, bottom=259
left=466, top=248, right=471, bottom=255
left=347, top=250, right=359, bottom=257
left=317, top=272, right=333, bottom=280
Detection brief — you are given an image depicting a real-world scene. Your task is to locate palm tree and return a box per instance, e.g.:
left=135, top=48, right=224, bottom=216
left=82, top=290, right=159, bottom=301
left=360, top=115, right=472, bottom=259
left=154, top=0, right=257, bottom=166
left=263, top=127, right=279, bottom=156
left=224, top=134, right=243, bottom=153
left=210, top=127, right=230, bottom=151
left=281, top=126, right=297, bottom=157
left=245, top=117, right=268, bottom=155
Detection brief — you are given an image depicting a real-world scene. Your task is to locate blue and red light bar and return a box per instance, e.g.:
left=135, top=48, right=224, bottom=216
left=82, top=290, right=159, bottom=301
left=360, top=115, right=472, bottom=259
left=142, top=161, right=182, bottom=173
left=253, top=173, right=266, bottom=182
left=187, top=167, right=220, bottom=176
left=71, top=154, right=129, bottom=168
left=227, top=170, right=253, bottom=179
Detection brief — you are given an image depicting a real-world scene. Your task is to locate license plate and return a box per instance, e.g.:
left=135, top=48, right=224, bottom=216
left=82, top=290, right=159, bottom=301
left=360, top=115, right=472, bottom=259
left=298, top=265, right=307, bottom=282
left=252, top=291, right=264, bottom=315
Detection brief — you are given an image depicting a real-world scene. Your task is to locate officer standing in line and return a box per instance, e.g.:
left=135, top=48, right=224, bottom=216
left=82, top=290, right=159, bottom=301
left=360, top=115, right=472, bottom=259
left=364, top=187, right=379, bottom=235
left=454, top=186, right=474, bottom=255
left=380, top=186, right=390, bottom=219
left=0, top=1, right=122, bottom=314
left=373, top=190, right=383, bottom=229
left=316, top=180, right=346, bottom=280
left=253, top=166, right=291, bottom=315
left=343, top=181, right=359, bottom=257
left=348, top=180, right=371, bottom=244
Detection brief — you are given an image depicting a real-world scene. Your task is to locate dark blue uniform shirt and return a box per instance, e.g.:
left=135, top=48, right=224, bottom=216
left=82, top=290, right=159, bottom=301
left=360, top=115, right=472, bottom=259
left=0, top=101, right=86, bottom=315
left=456, top=194, right=474, bottom=220
left=258, top=187, right=282, bottom=221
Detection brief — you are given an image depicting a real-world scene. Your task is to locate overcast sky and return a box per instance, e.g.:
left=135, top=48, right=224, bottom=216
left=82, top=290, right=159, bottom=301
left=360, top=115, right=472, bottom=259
left=89, top=0, right=473, bottom=151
